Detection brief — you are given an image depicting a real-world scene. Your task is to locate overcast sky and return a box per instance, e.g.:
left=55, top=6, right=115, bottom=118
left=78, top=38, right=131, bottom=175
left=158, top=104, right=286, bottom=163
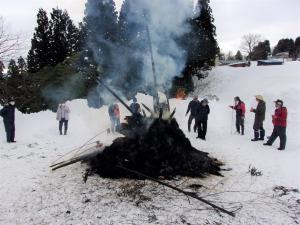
left=0, top=0, right=299, bottom=56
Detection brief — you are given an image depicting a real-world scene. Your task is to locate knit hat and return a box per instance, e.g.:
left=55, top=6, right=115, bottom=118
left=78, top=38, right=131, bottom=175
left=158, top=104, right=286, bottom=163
left=255, top=95, right=264, bottom=101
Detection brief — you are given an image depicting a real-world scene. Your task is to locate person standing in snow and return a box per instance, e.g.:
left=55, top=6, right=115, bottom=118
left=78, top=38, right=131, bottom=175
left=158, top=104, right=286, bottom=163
left=250, top=95, right=266, bottom=141
left=108, top=103, right=121, bottom=133
left=229, top=96, right=246, bottom=135
left=56, top=101, right=70, bottom=135
left=130, top=97, right=141, bottom=116
left=263, top=99, right=287, bottom=150
left=0, top=98, right=16, bottom=143
left=186, top=95, right=200, bottom=132
left=196, top=98, right=210, bottom=140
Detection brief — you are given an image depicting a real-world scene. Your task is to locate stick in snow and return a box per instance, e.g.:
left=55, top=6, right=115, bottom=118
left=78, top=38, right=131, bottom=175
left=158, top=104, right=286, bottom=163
left=117, top=166, right=235, bottom=217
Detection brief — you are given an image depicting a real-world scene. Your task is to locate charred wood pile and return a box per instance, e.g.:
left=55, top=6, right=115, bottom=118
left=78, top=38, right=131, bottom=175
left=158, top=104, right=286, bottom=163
left=86, top=116, right=222, bottom=179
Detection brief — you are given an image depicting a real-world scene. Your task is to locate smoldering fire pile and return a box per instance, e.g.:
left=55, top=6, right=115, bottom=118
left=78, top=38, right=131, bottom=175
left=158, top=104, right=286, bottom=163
left=86, top=116, right=222, bottom=179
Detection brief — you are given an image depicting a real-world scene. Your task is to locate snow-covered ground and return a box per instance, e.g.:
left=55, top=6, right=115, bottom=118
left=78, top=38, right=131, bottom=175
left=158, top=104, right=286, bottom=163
left=0, top=62, right=300, bottom=225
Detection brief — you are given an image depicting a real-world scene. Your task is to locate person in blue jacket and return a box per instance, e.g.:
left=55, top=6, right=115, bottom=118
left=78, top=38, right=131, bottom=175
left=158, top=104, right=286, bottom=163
left=0, top=98, right=16, bottom=143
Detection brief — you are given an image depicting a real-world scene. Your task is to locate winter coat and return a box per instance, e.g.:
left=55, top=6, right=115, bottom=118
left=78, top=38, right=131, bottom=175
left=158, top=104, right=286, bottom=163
left=109, top=104, right=121, bottom=119
left=56, top=104, right=70, bottom=121
left=253, top=100, right=266, bottom=128
left=130, top=103, right=141, bottom=114
left=108, top=104, right=115, bottom=117
left=196, top=101, right=210, bottom=122
left=272, top=107, right=287, bottom=127
left=113, top=104, right=120, bottom=119
left=233, top=101, right=246, bottom=117
left=186, top=99, right=200, bottom=116
left=0, top=105, right=15, bottom=124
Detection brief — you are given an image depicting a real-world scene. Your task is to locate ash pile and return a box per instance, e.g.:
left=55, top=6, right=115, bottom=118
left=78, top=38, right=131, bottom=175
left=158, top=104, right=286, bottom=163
left=86, top=115, right=222, bottom=179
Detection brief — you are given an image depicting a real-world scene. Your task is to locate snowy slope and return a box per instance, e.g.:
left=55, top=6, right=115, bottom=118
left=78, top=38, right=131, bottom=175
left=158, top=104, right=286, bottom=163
left=0, top=62, right=299, bottom=225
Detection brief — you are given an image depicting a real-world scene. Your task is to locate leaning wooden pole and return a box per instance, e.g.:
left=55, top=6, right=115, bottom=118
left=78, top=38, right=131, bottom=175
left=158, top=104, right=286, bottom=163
left=117, top=166, right=235, bottom=217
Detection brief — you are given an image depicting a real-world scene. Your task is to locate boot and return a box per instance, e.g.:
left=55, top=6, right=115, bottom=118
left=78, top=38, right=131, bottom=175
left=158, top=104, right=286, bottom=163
left=278, top=147, right=285, bottom=150
left=64, top=130, right=67, bottom=135
left=251, top=138, right=259, bottom=141
left=263, top=143, right=272, bottom=146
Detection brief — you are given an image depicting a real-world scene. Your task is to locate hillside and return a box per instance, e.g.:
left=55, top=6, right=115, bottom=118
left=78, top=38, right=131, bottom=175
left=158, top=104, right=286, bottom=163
left=0, top=62, right=299, bottom=225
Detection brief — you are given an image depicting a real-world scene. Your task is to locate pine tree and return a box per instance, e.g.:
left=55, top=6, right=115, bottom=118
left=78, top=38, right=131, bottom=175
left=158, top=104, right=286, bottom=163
left=7, top=59, right=19, bottom=76
left=27, top=9, right=51, bottom=73
left=273, top=38, right=295, bottom=57
left=174, top=0, right=219, bottom=94
left=235, top=50, right=243, bottom=60
left=295, top=36, right=300, bottom=58
left=17, top=56, right=27, bottom=75
left=84, top=0, right=118, bottom=67
left=252, top=40, right=271, bottom=60
left=49, top=8, right=68, bottom=66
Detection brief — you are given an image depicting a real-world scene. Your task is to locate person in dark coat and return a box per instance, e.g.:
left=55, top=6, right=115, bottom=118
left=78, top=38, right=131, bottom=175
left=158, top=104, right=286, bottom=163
left=186, top=95, right=200, bottom=132
left=0, top=98, right=16, bottom=143
left=264, top=99, right=287, bottom=150
left=230, top=96, right=246, bottom=135
left=130, top=97, right=141, bottom=116
left=196, top=99, right=210, bottom=140
left=250, top=95, right=266, bottom=141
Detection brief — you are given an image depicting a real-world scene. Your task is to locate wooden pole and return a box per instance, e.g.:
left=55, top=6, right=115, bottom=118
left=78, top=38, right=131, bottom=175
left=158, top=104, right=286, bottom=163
left=117, top=166, right=235, bottom=217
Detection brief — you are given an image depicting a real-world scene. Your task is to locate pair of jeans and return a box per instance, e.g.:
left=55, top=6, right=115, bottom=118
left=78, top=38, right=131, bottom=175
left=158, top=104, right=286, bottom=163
left=59, top=119, right=68, bottom=135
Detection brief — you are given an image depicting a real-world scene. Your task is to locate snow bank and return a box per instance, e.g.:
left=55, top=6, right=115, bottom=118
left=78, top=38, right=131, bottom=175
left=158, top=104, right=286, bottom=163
left=0, top=61, right=299, bottom=225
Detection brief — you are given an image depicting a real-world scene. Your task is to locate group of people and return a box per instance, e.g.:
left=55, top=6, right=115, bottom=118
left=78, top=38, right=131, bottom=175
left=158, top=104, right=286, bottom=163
left=1, top=95, right=288, bottom=151
left=0, top=99, right=70, bottom=143
left=185, top=96, right=210, bottom=140
left=186, top=95, right=288, bottom=150
left=108, top=97, right=142, bottom=133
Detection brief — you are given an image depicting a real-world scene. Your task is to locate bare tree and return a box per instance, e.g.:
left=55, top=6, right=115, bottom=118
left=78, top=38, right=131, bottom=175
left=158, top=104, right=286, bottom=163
left=240, top=33, right=261, bottom=60
left=0, top=17, right=21, bottom=62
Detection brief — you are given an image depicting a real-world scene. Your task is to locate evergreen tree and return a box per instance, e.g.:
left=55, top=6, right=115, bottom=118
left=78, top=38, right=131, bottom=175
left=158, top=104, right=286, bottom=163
left=17, top=56, right=27, bottom=74
left=252, top=40, right=271, bottom=60
left=173, top=0, right=219, bottom=94
left=7, top=59, right=19, bottom=76
left=295, top=36, right=300, bottom=58
left=49, top=8, right=81, bottom=66
left=273, top=38, right=295, bottom=57
left=235, top=50, right=243, bottom=60
left=49, top=8, right=68, bottom=65
left=84, top=0, right=118, bottom=67
left=27, top=9, right=51, bottom=73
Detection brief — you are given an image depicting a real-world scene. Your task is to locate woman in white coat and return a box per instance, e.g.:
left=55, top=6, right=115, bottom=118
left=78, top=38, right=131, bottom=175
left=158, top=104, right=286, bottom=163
left=56, top=102, right=70, bottom=135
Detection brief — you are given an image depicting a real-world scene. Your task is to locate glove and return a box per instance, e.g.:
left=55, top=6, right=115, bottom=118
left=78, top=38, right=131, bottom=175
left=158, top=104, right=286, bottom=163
left=229, top=105, right=234, bottom=109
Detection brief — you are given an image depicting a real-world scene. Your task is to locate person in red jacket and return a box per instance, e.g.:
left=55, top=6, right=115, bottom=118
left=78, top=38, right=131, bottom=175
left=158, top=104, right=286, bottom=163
left=263, top=99, right=287, bottom=150
left=230, top=96, right=246, bottom=135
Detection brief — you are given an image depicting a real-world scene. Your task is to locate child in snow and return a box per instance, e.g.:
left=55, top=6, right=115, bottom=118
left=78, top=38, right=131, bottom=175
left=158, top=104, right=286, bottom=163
left=250, top=95, right=266, bottom=141
left=229, top=96, right=246, bottom=135
left=56, top=101, right=70, bottom=135
left=186, top=95, right=200, bottom=132
left=263, top=99, right=287, bottom=150
left=0, top=98, right=16, bottom=143
left=196, top=98, right=210, bottom=140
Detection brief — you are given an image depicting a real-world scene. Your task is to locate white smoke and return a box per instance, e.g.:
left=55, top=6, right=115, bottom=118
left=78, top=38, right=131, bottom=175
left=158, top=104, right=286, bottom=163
left=129, top=0, right=195, bottom=90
